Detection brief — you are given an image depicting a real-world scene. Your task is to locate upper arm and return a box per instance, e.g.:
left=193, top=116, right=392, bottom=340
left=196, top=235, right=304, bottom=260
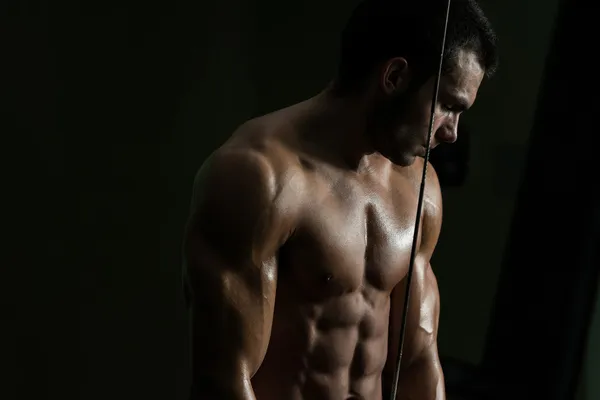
left=384, top=163, right=445, bottom=398
left=183, top=149, right=294, bottom=392
left=407, top=162, right=443, bottom=355
left=420, top=163, right=443, bottom=261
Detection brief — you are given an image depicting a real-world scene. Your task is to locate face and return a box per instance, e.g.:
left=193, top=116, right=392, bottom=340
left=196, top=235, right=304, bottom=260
left=370, top=49, right=485, bottom=166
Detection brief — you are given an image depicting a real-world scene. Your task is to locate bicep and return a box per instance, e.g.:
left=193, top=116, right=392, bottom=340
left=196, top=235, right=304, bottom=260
left=185, top=232, right=278, bottom=381
left=384, top=163, right=445, bottom=398
left=384, top=261, right=443, bottom=399
left=184, top=150, right=291, bottom=387
left=390, top=161, right=443, bottom=368
left=385, top=259, right=440, bottom=369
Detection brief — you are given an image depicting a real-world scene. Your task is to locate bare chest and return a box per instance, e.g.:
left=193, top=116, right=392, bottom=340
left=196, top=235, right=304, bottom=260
left=279, top=169, right=422, bottom=300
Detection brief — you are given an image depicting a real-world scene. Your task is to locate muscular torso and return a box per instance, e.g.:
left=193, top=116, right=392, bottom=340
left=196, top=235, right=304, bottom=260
left=245, top=132, right=430, bottom=400
left=185, top=104, right=442, bottom=400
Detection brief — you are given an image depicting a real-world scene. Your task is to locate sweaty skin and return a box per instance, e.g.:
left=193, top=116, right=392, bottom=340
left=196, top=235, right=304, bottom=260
left=184, top=50, right=483, bottom=400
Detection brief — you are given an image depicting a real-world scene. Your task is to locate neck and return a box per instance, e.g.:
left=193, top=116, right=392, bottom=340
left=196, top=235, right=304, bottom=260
left=301, top=84, right=376, bottom=170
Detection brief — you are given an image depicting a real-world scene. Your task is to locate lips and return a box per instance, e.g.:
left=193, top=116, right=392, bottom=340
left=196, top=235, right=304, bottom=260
left=420, top=141, right=439, bottom=155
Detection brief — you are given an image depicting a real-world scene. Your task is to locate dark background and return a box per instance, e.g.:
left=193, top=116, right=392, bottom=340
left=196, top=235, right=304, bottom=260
left=3, top=0, right=598, bottom=399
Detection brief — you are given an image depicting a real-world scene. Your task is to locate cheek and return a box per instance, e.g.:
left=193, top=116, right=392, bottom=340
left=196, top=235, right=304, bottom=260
left=423, top=107, right=446, bottom=132
left=434, top=112, right=454, bottom=130
left=390, top=125, right=419, bottom=147
left=406, top=100, right=434, bottom=131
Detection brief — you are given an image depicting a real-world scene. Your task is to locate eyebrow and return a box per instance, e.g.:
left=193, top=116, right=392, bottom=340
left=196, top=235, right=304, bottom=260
left=453, top=94, right=471, bottom=112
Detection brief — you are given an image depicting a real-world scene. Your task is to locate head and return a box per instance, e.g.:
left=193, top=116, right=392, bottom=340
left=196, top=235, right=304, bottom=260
left=333, top=0, right=498, bottom=166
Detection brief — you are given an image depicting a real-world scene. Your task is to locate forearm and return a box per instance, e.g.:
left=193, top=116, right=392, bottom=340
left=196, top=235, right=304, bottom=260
left=189, top=375, right=256, bottom=400
left=395, top=357, right=445, bottom=400
left=382, top=352, right=445, bottom=400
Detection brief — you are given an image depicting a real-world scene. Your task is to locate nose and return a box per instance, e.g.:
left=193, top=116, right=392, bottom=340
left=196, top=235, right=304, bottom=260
left=436, top=115, right=459, bottom=144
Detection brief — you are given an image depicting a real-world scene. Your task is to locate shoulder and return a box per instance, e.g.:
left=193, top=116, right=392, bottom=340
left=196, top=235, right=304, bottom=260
left=403, top=158, right=443, bottom=257
left=190, top=119, right=306, bottom=228
left=423, top=161, right=442, bottom=224
left=422, top=161, right=442, bottom=256
left=195, top=121, right=274, bottom=186
left=400, top=157, right=443, bottom=218
left=190, top=147, right=277, bottom=215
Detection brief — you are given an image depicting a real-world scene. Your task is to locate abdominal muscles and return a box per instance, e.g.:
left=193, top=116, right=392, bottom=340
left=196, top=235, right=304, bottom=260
left=252, top=289, right=391, bottom=400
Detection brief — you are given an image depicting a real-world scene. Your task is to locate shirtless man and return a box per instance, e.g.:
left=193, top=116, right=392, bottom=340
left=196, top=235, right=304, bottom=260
left=183, top=0, right=498, bottom=399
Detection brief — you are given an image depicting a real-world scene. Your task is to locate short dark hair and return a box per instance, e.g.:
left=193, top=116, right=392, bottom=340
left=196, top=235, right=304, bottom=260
left=335, top=0, right=498, bottom=93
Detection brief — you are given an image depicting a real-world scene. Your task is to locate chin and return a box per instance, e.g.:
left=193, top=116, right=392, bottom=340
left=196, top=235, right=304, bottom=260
left=385, top=151, right=417, bottom=167
left=374, top=134, right=418, bottom=167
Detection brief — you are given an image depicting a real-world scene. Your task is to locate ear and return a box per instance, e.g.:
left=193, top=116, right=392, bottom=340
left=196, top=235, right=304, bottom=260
left=381, top=57, right=410, bottom=95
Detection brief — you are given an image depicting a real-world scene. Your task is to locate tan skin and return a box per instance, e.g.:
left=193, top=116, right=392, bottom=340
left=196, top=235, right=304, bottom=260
left=184, top=49, right=485, bottom=400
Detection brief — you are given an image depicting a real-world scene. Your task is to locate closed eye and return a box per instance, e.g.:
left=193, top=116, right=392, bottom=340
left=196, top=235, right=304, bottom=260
left=442, top=102, right=468, bottom=113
